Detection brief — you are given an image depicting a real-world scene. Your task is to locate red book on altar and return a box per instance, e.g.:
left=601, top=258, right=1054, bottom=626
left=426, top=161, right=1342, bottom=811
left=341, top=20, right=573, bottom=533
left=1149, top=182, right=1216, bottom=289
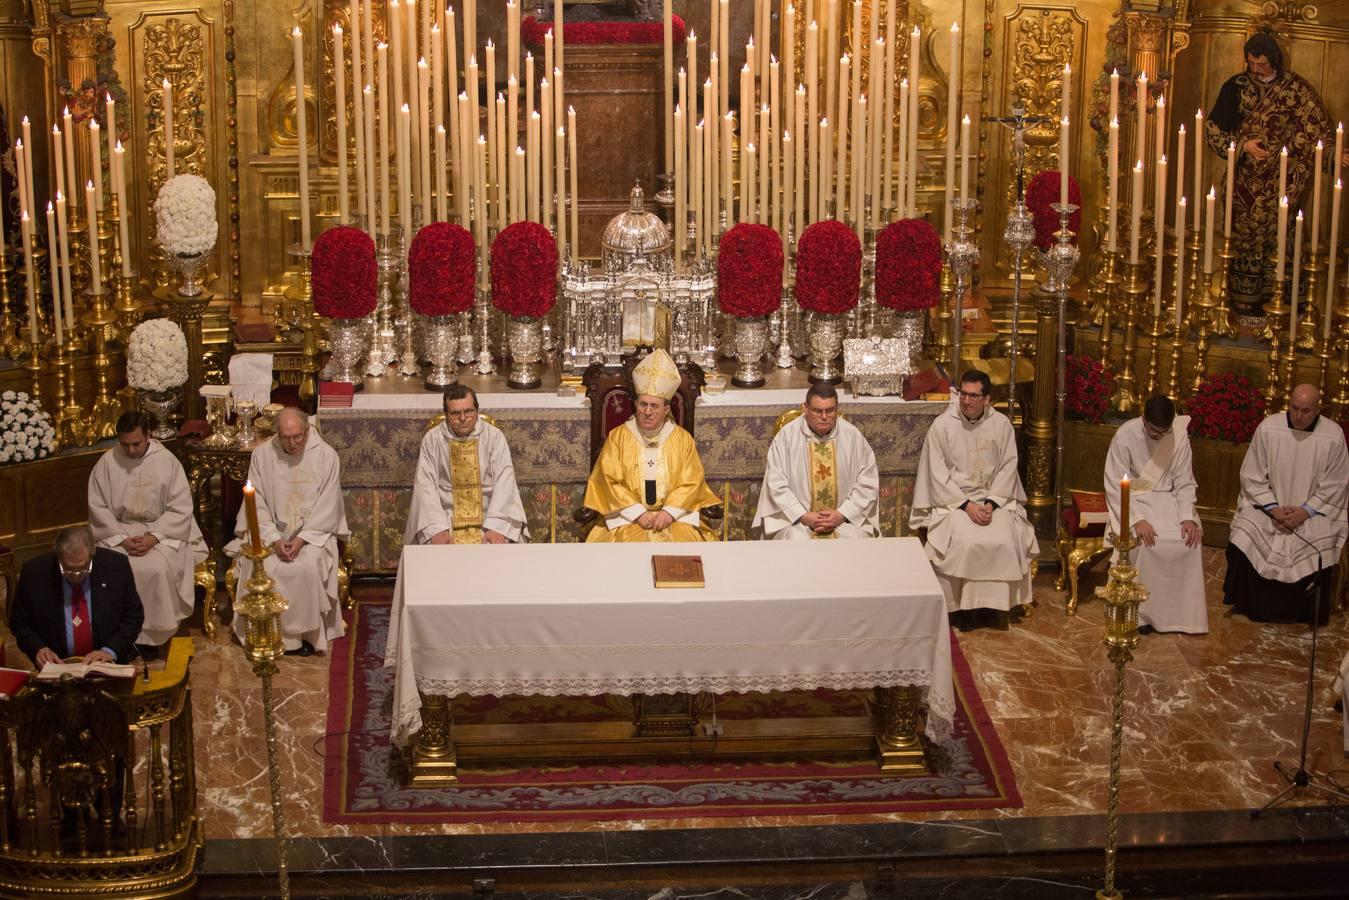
left=1071, top=490, right=1109, bottom=526
left=319, top=382, right=355, bottom=409
left=0, top=667, right=30, bottom=700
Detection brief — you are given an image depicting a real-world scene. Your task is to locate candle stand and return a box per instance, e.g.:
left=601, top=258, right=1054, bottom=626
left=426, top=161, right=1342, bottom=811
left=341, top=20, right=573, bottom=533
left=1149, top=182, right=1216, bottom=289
left=1113, top=259, right=1145, bottom=414
left=1263, top=278, right=1288, bottom=414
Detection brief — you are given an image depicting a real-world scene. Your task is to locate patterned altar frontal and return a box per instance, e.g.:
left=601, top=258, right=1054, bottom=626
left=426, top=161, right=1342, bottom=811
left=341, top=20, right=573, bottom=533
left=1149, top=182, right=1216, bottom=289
left=318, top=393, right=943, bottom=572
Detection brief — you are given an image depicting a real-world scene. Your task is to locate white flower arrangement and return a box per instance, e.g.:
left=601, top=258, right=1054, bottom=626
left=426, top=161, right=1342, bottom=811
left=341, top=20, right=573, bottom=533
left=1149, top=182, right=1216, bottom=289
left=155, top=174, right=218, bottom=257
left=127, top=318, right=189, bottom=391
left=0, top=391, right=56, bottom=465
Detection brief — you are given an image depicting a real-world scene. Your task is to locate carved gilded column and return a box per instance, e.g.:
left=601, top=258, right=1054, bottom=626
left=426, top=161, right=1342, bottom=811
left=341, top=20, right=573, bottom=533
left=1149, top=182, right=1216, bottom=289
left=1024, top=286, right=1061, bottom=535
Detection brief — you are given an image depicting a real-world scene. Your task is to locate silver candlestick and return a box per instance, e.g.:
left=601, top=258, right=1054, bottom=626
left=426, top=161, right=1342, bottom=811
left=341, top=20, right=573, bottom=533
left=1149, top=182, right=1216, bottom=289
left=1045, top=203, right=1082, bottom=524
left=947, top=198, right=981, bottom=377
left=475, top=287, right=496, bottom=374
left=1003, top=199, right=1036, bottom=426
left=365, top=226, right=403, bottom=377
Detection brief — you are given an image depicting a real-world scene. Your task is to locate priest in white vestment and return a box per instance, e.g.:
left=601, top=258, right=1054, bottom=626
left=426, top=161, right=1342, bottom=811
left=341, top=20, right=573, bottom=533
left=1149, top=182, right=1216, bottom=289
left=910, top=371, right=1038, bottom=629
left=405, top=384, right=529, bottom=545
left=1104, top=396, right=1207, bottom=634
left=227, top=408, right=349, bottom=655
left=753, top=383, right=880, bottom=539
left=1225, top=383, right=1349, bottom=626
left=88, top=411, right=207, bottom=655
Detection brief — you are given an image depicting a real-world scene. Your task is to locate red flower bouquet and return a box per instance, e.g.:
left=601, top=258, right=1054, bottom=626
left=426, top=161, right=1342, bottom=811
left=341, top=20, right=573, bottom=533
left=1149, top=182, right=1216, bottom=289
left=312, top=226, right=377, bottom=319
left=1065, top=354, right=1115, bottom=423
left=1187, top=372, right=1264, bottom=444
left=795, top=220, right=861, bottom=314
left=523, top=15, right=685, bottom=47
left=1026, top=171, right=1083, bottom=250
left=409, top=222, right=476, bottom=316
left=490, top=221, right=558, bottom=319
left=875, top=219, right=941, bottom=311
left=717, top=223, right=784, bottom=317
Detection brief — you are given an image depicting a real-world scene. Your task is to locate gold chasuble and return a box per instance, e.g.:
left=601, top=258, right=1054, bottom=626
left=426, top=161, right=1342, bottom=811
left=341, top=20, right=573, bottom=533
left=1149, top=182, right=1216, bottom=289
left=808, top=439, right=839, bottom=539
left=584, top=419, right=720, bottom=543
left=448, top=438, right=484, bottom=543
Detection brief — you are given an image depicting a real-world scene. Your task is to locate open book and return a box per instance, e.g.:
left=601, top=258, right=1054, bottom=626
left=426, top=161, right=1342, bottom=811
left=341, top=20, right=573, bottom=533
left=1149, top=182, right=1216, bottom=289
left=36, top=660, right=138, bottom=681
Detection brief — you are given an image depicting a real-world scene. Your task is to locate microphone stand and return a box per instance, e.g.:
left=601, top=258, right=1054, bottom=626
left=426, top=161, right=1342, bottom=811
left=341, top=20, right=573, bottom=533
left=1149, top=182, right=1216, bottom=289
left=1252, top=506, right=1349, bottom=816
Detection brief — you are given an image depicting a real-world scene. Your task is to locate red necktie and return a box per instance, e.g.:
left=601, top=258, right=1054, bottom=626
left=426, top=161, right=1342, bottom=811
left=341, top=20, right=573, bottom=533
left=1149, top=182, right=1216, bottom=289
left=70, top=582, right=93, bottom=657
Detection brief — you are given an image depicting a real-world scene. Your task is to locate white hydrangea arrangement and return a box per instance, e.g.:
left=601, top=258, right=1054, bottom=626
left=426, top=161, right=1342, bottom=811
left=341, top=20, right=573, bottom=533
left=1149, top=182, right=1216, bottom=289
left=127, top=318, right=190, bottom=392
left=155, top=174, right=218, bottom=256
left=0, top=391, right=56, bottom=465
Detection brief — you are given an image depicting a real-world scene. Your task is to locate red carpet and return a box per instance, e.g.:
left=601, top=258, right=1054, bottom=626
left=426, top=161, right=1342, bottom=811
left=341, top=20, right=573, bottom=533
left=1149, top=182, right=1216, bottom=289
left=323, top=592, right=1021, bottom=824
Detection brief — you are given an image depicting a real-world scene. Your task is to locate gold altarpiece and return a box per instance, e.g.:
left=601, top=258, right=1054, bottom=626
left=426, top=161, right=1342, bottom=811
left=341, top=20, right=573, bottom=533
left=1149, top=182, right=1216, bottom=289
left=2, top=0, right=1347, bottom=339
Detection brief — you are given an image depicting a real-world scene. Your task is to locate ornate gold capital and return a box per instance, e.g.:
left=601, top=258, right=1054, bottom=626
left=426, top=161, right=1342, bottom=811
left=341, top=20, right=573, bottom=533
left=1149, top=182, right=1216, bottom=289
left=53, top=10, right=109, bottom=60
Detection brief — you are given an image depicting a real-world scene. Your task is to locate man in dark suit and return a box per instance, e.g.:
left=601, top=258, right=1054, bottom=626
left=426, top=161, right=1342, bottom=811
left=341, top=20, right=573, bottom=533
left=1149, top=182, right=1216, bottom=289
left=10, top=525, right=145, bottom=668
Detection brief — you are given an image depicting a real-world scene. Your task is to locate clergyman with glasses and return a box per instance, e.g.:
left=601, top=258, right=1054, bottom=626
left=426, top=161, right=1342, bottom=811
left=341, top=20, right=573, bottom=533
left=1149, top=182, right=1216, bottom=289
left=404, top=384, right=529, bottom=546
left=910, top=371, right=1038, bottom=632
left=10, top=525, right=145, bottom=669
left=1103, top=395, right=1206, bottom=635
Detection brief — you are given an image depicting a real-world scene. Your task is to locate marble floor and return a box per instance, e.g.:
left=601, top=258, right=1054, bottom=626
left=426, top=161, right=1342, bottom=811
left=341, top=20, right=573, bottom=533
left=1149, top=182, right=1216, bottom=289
left=9, top=548, right=1347, bottom=843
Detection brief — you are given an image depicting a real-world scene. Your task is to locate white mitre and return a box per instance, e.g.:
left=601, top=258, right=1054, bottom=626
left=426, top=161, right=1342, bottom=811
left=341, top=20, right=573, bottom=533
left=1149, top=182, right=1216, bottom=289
left=632, top=348, right=681, bottom=400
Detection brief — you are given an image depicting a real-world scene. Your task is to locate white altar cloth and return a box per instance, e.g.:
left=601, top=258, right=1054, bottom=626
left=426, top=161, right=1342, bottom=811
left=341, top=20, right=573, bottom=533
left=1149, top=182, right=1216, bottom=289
left=339, top=390, right=589, bottom=412
left=387, top=538, right=954, bottom=747
left=697, top=387, right=937, bottom=408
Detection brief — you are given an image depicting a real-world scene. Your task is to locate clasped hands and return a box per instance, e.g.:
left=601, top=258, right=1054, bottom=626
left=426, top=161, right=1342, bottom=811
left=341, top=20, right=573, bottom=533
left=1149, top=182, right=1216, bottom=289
left=1266, top=505, right=1310, bottom=535
left=964, top=500, right=995, bottom=527
left=637, top=510, right=675, bottom=532
left=799, top=509, right=846, bottom=534
left=122, top=533, right=159, bottom=557
left=271, top=536, right=308, bottom=562
left=1132, top=519, right=1203, bottom=549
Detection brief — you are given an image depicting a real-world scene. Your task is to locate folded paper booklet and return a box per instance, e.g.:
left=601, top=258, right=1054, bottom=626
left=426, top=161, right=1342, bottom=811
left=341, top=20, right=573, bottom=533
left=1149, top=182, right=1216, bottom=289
left=37, top=660, right=138, bottom=681
left=652, top=554, right=705, bottom=589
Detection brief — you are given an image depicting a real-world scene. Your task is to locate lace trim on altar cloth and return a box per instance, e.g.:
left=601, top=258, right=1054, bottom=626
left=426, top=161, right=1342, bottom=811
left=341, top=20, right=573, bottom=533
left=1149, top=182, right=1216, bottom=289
left=400, top=633, right=938, bottom=662
left=392, top=670, right=955, bottom=748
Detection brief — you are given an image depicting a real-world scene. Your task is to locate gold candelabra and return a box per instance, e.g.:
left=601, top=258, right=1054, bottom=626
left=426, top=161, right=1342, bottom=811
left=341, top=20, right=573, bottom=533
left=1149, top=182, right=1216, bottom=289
left=1142, top=303, right=1168, bottom=401
left=1095, top=250, right=1122, bottom=368
left=1113, top=259, right=1146, bottom=414
left=935, top=257, right=954, bottom=369
left=236, top=542, right=291, bottom=900
left=1095, top=526, right=1148, bottom=900
left=23, top=344, right=44, bottom=415
left=107, top=192, right=141, bottom=340
left=1165, top=318, right=1185, bottom=401
left=283, top=246, right=320, bottom=410
left=1261, top=264, right=1293, bottom=343
left=1207, top=233, right=1238, bottom=338
left=84, top=287, right=122, bottom=441
left=1184, top=225, right=1203, bottom=320
left=1282, top=323, right=1298, bottom=404
left=1188, top=269, right=1214, bottom=395
left=1301, top=239, right=1326, bottom=351
left=0, top=246, right=30, bottom=359
left=1264, top=278, right=1288, bottom=414
left=1333, top=295, right=1349, bottom=415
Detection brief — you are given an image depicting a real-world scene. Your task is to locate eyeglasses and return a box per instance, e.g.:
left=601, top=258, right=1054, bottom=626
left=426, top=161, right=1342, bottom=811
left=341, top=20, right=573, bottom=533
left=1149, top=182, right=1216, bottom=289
left=59, top=563, right=91, bottom=579
left=446, top=409, right=479, bottom=420
left=958, top=390, right=987, bottom=400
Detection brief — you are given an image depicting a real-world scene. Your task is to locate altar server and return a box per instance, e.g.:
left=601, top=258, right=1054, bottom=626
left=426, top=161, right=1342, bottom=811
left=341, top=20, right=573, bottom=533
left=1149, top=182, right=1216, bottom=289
left=583, top=349, right=720, bottom=542
left=1225, top=383, right=1349, bottom=626
left=1104, top=396, right=1207, bottom=634
left=405, top=384, right=529, bottom=545
left=88, top=412, right=207, bottom=656
left=753, top=383, right=880, bottom=539
left=227, top=407, right=349, bottom=655
left=910, top=371, right=1038, bottom=629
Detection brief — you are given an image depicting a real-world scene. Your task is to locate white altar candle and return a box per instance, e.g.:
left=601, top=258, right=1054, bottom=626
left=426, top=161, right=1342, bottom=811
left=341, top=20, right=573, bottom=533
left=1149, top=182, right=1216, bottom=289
left=1109, top=69, right=1119, bottom=125
left=662, top=0, right=673, bottom=173
left=945, top=22, right=960, bottom=242
left=1135, top=70, right=1147, bottom=164
left=351, top=0, right=368, bottom=221
left=1153, top=155, right=1167, bottom=319
left=907, top=25, right=921, bottom=216
left=1107, top=117, right=1119, bottom=252
left=569, top=106, right=579, bottom=250
left=1311, top=139, right=1324, bottom=249
left=20, top=212, right=35, bottom=347
left=45, top=203, right=62, bottom=345
left=819, top=118, right=832, bottom=219
left=162, top=80, right=175, bottom=178
left=1153, top=94, right=1165, bottom=177
left=541, top=77, right=553, bottom=230
left=432, top=24, right=445, bottom=222
left=86, top=181, right=101, bottom=291
left=1059, top=116, right=1070, bottom=207
left=293, top=27, right=313, bottom=250
left=113, top=142, right=131, bottom=277
left=835, top=54, right=849, bottom=210
left=398, top=103, right=412, bottom=229
left=334, top=24, right=350, bottom=225
left=59, top=110, right=75, bottom=216
left=1193, top=108, right=1203, bottom=221
left=1203, top=187, right=1216, bottom=274
left=806, top=21, right=819, bottom=219
left=556, top=126, right=567, bottom=253
left=485, top=45, right=496, bottom=221
left=55, top=192, right=73, bottom=325
left=1225, top=140, right=1236, bottom=238
left=1326, top=179, right=1341, bottom=342
left=528, top=110, right=541, bottom=223
left=1175, top=123, right=1186, bottom=234
left=364, top=85, right=377, bottom=231
left=87, top=119, right=102, bottom=211
left=959, top=114, right=971, bottom=208
left=1334, top=123, right=1344, bottom=196
left=1279, top=146, right=1288, bottom=200
left=445, top=12, right=459, bottom=221
left=51, top=125, right=66, bottom=208
left=418, top=57, right=432, bottom=218
left=512, top=145, right=525, bottom=223
left=1290, top=210, right=1304, bottom=346
left=378, top=42, right=390, bottom=236
left=1129, top=160, right=1143, bottom=264
left=1275, top=194, right=1289, bottom=283
left=1175, top=196, right=1186, bottom=329
left=104, top=93, right=117, bottom=182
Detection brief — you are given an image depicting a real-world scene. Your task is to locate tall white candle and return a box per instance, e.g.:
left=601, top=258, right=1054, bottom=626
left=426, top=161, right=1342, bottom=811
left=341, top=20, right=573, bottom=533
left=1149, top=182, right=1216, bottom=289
left=1153, top=155, right=1167, bottom=319
left=45, top=203, right=62, bottom=345
left=512, top=145, right=525, bottom=223
left=1175, top=123, right=1186, bottom=235
left=1129, top=160, right=1144, bottom=264
left=104, top=93, right=117, bottom=184
left=1225, top=140, right=1236, bottom=238
left=20, top=212, right=35, bottom=347
left=162, top=81, right=175, bottom=178
left=88, top=120, right=104, bottom=212
left=1311, top=139, right=1324, bottom=248
left=86, top=181, right=102, bottom=291
left=334, top=24, right=350, bottom=225
left=945, top=22, right=959, bottom=242
left=959, top=114, right=971, bottom=207
left=292, top=27, right=313, bottom=250
left=907, top=26, right=921, bottom=216
left=1290, top=210, right=1304, bottom=346
left=1275, top=194, right=1289, bottom=282
left=1193, top=108, right=1203, bottom=221
left=1175, top=196, right=1186, bottom=329
left=51, top=125, right=66, bottom=208
left=662, top=0, right=674, bottom=173
left=113, top=142, right=131, bottom=277
left=1107, top=117, right=1119, bottom=252
left=55, top=192, right=72, bottom=326
left=569, top=106, right=579, bottom=252
left=398, top=103, right=412, bottom=229
left=418, top=57, right=432, bottom=217
left=528, top=110, right=541, bottom=223
left=1135, top=70, right=1147, bottom=166
left=377, top=42, right=391, bottom=235
left=1334, top=123, right=1344, bottom=195
left=431, top=24, right=444, bottom=221
left=351, top=0, right=368, bottom=221
left=1326, top=178, right=1341, bottom=341
left=364, top=85, right=377, bottom=231
left=1279, top=146, right=1288, bottom=200
left=1109, top=69, right=1119, bottom=124
left=1059, top=116, right=1070, bottom=207
left=556, top=126, right=568, bottom=253
left=819, top=118, right=832, bottom=219
left=1204, top=187, right=1216, bottom=274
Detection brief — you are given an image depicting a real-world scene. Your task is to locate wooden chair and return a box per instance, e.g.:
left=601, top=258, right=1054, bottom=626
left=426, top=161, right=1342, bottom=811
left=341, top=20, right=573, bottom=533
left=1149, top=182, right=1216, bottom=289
left=1055, top=490, right=1111, bottom=615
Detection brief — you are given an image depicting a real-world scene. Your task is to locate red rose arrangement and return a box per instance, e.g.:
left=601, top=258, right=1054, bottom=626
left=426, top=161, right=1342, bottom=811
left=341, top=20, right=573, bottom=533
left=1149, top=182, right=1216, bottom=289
left=717, top=223, right=784, bottom=317
left=875, top=218, right=941, bottom=311
left=1187, top=372, right=1264, bottom=444
left=795, top=220, right=861, bottom=315
left=408, top=222, right=476, bottom=317
left=490, top=221, right=558, bottom=319
left=522, top=15, right=685, bottom=47
left=1065, top=354, right=1115, bottom=423
left=312, top=226, right=377, bottom=319
left=1026, top=171, right=1083, bottom=250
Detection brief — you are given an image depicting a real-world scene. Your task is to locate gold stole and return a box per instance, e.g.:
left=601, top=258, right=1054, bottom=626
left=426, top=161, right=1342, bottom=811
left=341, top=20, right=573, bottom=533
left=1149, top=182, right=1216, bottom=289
left=808, top=438, right=839, bottom=540
left=449, top=437, right=484, bottom=543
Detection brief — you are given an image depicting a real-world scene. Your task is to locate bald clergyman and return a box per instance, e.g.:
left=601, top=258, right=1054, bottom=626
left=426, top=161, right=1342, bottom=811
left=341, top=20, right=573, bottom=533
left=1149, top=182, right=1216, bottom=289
left=1225, top=384, right=1349, bottom=626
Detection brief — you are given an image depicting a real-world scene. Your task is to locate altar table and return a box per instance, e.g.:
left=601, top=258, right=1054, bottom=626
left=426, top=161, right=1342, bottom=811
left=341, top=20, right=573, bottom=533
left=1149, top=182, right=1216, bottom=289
left=387, top=538, right=953, bottom=784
